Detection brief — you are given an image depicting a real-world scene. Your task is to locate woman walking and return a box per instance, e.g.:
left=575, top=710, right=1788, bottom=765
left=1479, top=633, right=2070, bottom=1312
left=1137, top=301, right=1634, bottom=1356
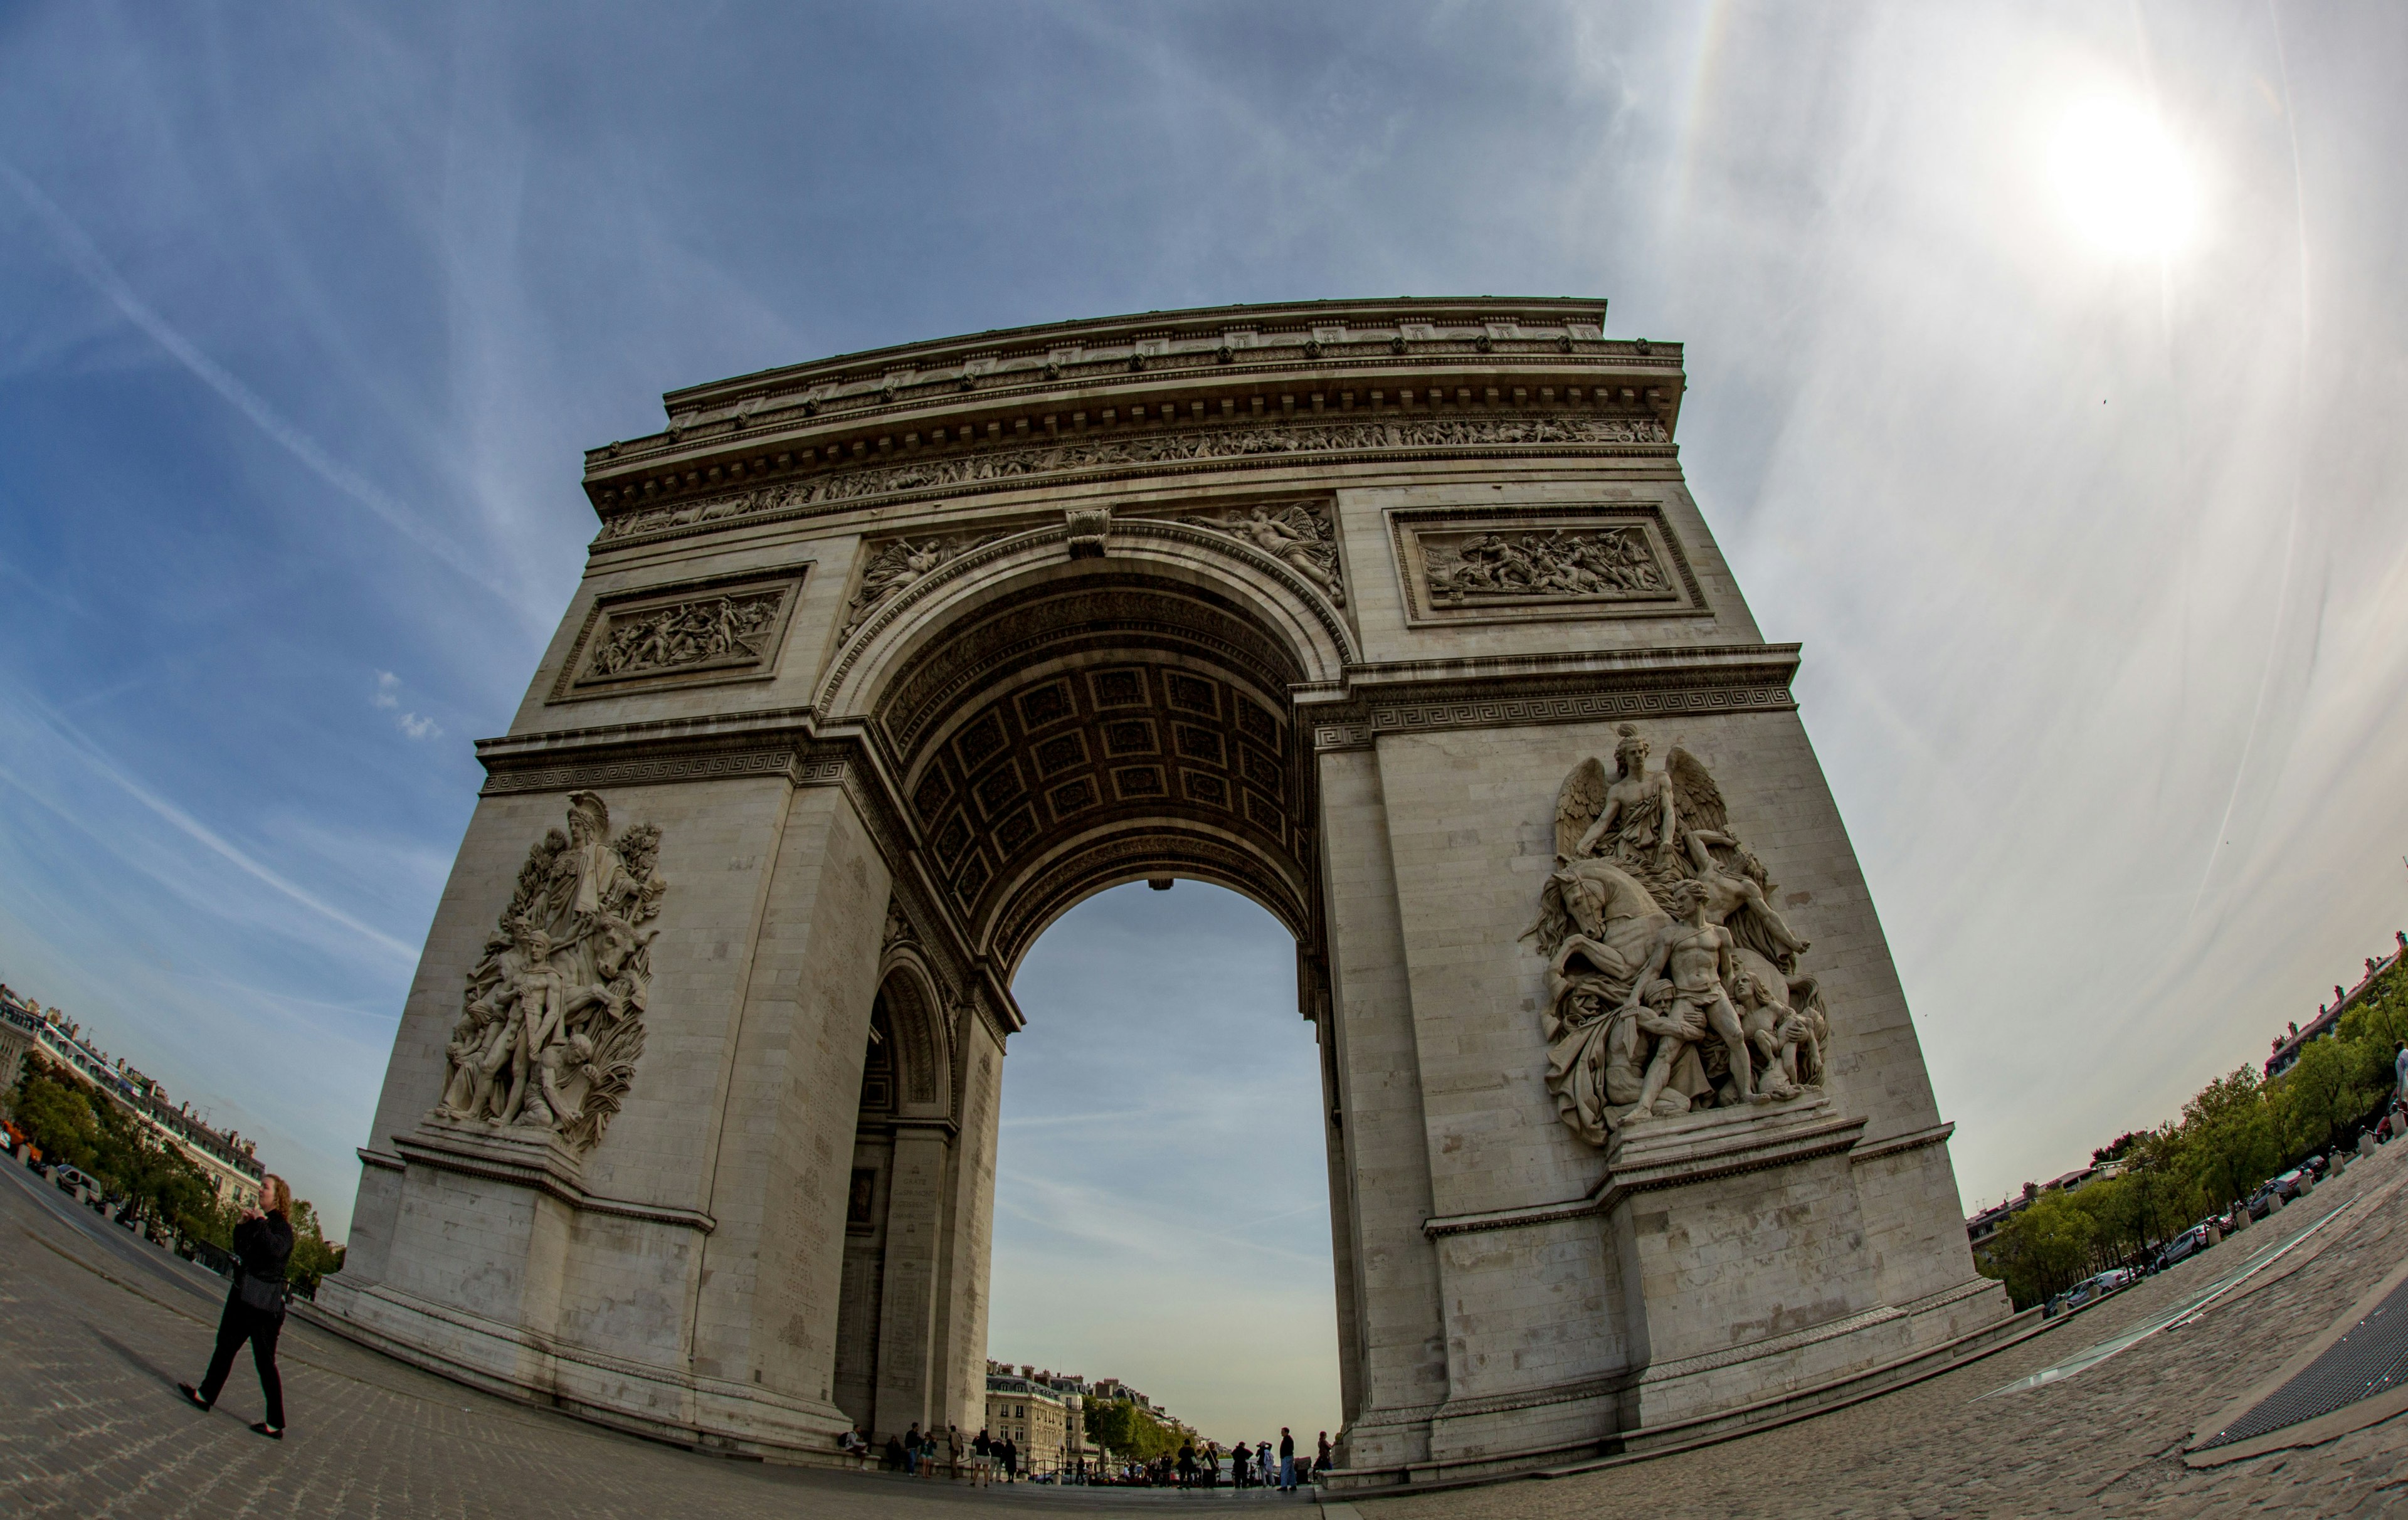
left=178, top=1174, right=295, bottom=1438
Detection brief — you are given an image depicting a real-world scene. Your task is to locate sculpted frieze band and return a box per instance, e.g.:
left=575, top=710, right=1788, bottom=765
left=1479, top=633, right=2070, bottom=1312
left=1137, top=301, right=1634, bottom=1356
left=435, top=791, right=667, bottom=1154
left=1525, top=726, right=1827, bottom=1147
left=593, top=411, right=1670, bottom=547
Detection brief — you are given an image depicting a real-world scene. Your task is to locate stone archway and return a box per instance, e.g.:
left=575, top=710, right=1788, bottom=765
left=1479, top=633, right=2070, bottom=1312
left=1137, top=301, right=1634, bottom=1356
left=325, top=298, right=2007, bottom=1486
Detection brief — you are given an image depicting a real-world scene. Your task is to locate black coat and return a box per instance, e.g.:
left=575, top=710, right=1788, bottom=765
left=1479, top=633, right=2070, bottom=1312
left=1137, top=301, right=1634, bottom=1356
left=233, top=1211, right=295, bottom=1284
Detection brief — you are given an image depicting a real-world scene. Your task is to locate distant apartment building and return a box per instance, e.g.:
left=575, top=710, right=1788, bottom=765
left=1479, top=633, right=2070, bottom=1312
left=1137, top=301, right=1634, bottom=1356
left=2265, top=932, right=2407, bottom=1079
left=984, top=1371, right=1069, bottom=1472
left=1, top=985, right=264, bottom=1201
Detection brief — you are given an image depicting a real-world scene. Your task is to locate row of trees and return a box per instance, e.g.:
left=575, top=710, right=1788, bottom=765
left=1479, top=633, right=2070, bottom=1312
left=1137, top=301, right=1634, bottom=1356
left=1975, top=951, right=2407, bottom=1309
left=4, top=1058, right=344, bottom=1290
left=1083, top=1397, right=1187, bottom=1463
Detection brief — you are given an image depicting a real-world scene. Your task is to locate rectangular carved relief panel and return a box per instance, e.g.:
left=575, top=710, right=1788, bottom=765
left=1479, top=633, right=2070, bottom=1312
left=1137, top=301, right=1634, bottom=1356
left=1387, top=504, right=1707, bottom=626
left=548, top=569, right=806, bottom=702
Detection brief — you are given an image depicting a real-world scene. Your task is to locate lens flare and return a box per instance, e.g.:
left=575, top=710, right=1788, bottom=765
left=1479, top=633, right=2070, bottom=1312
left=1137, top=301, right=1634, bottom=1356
left=2049, top=97, right=2199, bottom=257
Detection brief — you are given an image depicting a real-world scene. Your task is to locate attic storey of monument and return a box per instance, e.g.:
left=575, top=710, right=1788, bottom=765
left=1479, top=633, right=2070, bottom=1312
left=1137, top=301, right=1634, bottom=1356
left=324, top=297, right=2005, bottom=1487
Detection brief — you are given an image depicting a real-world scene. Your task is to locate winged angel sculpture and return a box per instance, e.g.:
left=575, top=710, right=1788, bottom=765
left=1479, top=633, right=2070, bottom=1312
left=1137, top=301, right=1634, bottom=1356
left=435, top=791, right=667, bottom=1154
left=1524, top=725, right=1825, bottom=1146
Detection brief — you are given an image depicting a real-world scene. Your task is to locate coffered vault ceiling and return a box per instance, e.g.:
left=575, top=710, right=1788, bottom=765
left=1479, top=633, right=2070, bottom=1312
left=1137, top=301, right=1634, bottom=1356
left=878, top=576, right=1315, bottom=970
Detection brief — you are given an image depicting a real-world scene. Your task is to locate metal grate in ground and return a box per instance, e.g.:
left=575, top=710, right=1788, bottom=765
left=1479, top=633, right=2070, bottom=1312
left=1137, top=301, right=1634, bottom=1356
left=2195, top=1269, right=2408, bottom=1449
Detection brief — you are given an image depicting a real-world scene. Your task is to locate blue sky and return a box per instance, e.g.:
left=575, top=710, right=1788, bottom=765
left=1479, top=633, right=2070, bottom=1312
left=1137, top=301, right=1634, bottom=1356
left=6, top=1, right=2408, bottom=1439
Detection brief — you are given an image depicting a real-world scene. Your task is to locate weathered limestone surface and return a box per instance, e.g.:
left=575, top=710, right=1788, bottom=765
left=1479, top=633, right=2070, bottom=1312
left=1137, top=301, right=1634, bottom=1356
left=325, top=298, right=2001, bottom=1480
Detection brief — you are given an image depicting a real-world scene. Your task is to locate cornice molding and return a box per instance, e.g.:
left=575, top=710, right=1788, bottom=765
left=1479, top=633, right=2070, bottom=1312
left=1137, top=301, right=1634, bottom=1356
left=591, top=411, right=1674, bottom=554
left=393, top=1123, right=719, bottom=1235
left=1308, top=643, right=1803, bottom=751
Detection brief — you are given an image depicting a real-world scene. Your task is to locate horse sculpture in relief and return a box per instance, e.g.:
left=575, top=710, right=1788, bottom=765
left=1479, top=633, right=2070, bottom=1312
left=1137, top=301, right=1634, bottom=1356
left=1524, top=725, right=1827, bottom=1146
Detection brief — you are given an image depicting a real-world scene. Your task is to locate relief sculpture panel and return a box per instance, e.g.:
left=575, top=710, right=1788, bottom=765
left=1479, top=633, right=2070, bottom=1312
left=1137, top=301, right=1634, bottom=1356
left=550, top=573, right=802, bottom=700
left=1388, top=505, right=1706, bottom=626
left=1523, top=725, right=1825, bottom=1146
left=435, top=791, right=667, bottom=1153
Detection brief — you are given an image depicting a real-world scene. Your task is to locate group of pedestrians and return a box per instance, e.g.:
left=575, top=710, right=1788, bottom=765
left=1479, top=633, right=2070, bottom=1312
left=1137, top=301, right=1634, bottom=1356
left=875, top=1422, right=1023, bottom=1483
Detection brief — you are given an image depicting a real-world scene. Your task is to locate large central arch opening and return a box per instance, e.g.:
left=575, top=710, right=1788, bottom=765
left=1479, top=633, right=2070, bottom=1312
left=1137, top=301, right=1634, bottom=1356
left=994, top=880, right=1342, bottom=1450
left=828, top=551, right=1351, bottom=1461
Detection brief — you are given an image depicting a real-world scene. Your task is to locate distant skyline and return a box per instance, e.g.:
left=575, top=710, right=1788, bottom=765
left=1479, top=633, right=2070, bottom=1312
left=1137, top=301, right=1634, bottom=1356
left=6, top=1, right=2408, bottom=1439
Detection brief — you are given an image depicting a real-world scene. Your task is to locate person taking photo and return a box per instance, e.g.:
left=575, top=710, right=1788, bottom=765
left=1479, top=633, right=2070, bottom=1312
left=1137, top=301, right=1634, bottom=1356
left=179, top=1173, right=296, bottom=1438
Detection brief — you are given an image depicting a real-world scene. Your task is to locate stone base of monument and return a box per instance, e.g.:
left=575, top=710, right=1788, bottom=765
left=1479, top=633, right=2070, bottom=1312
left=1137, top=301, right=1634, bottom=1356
left=307, top=1114, right=853, bottom=1465
left=1603, top=1096, right=1919, bottom=1440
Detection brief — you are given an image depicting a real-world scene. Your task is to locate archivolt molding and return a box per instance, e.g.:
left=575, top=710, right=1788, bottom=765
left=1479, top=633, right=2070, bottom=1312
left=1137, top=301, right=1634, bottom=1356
left=820, top=517, right=1353, bottom=720
left=873, top=953, right=952, bottom=1114
left=988, top=826, right=1311, bottom=973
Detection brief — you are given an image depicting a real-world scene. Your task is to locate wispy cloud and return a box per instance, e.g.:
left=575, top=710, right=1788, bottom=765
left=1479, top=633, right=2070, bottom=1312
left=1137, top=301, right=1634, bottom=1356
left=0, top=155, right=520, bottom=612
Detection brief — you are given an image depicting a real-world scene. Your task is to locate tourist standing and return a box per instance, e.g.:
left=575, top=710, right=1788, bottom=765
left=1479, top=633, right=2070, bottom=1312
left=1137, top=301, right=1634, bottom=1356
left=177, top=1173, right=295, bottom=1439
left=1002, top=1433, right=1018, bottom=1482
left=973, top=1427, right=993, bottom=1487
left=1318, top=1430, right=1332, bottom=1471
left=1258, top=1438, right=1272, bottom=1486
left=1279, top=1427, right=1296, bottom=1490
left=1231, top=1439, right=1250, bottom=1487
left=1178, top=1438, right=1197, bottom=1489
left=947, top=1423, right=964, bottom=1480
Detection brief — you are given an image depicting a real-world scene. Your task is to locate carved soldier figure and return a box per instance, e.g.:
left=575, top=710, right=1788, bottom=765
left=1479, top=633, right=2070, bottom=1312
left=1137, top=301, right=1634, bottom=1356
left=1620, top=879, right=1756, bottom=1111
left=1682, top=828, right=1811, bottom=961
left=482, top=919, right=568, bottom=1126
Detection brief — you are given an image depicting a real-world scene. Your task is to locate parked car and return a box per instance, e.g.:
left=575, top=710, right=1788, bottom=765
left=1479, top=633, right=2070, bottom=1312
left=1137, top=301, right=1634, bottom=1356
left=2155, top=1224, right=2214, bottom=1272
left=51, top=1165, right=92, bottom=1195
left=2061, top=1269, right=2136, bottom=1311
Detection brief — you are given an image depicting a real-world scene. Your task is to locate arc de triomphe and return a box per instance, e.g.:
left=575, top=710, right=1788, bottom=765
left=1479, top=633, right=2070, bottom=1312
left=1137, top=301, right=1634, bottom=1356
left=324, top=298, right=2006, bottom=1485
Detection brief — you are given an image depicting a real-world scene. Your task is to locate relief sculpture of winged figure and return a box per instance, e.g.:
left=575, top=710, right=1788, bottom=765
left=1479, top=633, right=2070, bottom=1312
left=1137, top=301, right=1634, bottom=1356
left=1526, top=725, right=1829, bottom=1147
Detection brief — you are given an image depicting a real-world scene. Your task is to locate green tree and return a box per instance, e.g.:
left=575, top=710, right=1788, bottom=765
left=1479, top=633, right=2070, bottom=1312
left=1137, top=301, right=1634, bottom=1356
left=286, top=1198, right=346, bottom=1292
left=1084, top=1399, right=1182, bottom=1463
left=1977, top=1191, right=2097, bottom=1308
left=2182, top=1066, right=2278, bottom=1206
left=2271, top=1035, right=2366, bottom=1163
left=11, top=1065, right=103, bottom=1169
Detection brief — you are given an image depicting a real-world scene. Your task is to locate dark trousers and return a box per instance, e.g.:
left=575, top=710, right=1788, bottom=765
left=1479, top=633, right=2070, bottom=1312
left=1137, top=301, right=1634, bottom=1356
left=198, top=1292, right=285, bottom=1428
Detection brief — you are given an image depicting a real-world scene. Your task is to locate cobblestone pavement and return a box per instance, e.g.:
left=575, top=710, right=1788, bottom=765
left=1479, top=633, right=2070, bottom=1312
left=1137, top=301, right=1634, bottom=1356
left=0, top=1159, right=1315, bottom=1519
left=1363, top=1141, right=2408, bottom=1519
left=8, top=1141, right=2408, bottom=1519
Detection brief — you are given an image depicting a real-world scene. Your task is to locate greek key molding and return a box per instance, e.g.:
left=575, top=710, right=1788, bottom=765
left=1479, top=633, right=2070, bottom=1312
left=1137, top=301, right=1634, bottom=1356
left=593, top=411, right=1672, bottom=552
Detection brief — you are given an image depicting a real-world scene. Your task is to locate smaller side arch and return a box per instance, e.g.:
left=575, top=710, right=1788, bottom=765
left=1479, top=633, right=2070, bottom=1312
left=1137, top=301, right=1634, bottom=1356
left=872, top=951, right=953, bottom=1118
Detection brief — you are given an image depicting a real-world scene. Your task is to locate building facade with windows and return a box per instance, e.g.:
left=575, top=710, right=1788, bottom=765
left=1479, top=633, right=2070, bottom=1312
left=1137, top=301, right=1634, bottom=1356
left=983, top=1373, right=1069, bottom=1472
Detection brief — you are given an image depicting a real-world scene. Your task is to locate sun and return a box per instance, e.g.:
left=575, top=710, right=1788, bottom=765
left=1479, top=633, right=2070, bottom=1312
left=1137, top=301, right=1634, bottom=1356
left=2049, top=97, right=2199, bottom=257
